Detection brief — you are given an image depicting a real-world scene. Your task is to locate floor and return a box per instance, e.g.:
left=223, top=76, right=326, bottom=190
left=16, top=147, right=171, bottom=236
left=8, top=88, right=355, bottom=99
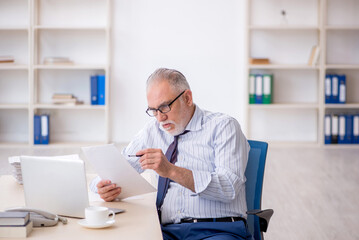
left=1, top=145, right=359, bottom=239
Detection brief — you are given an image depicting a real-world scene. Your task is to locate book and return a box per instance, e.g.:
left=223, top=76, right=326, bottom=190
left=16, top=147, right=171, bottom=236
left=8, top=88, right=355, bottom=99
left=0, top=221, right=33, bottom=238
left=0, top=56, right=15, bottom=63
left=249, top=58, right=270, bottom=65
left=331, top=115, right=339, bottom=144
left=262, top=74, right=273, bottom=104
left=90, top=75, right=98, bottom=105
left=331, top=75, right=339, bottom=103
left=0, top=212, right=29, bottom=226
left=248, top=74, right=255, bottom=104
left=34, top=115, right=41, bottom=144
left=308, top=45, right=320, bottom=66
left=338, top=75, right=346, bottom=104
left=354, top=115, right=359, bottom=144
left=98, top=75, right=105, bottom=105
left=52, top=93, right=74, bottom=99
left=255, top=75, right=263, bottom=104
left=325, top=74, right=332, bottom=104
left=43, top=57, right=73, bottom=65
left=40, top=115, right=49, bottom=144
left=324, top=114, right=331, bottom=144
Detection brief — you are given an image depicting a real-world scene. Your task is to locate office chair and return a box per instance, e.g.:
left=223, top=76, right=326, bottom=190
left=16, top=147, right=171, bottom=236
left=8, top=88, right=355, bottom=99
left=245, top=140, right=273, bottom=240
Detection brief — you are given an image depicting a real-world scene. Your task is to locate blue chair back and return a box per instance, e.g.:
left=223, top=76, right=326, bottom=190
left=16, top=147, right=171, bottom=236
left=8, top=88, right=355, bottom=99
left=245, top=140, right=268, bottom=240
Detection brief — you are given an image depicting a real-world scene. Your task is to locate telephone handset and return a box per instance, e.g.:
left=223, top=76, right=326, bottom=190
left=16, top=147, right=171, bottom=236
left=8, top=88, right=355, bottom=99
left=5, top=207, right=68, bottom=227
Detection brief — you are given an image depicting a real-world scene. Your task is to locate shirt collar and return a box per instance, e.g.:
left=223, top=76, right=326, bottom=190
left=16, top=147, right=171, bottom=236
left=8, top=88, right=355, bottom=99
left=184, top=104, right=203, bottom=132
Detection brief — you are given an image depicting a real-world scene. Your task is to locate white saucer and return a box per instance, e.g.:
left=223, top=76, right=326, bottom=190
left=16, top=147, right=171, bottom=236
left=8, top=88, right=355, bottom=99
left=78, top=219, right=115, bottom=229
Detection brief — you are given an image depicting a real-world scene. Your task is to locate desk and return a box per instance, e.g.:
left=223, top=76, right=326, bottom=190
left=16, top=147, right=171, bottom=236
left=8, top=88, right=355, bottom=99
left=0, top=175, right=163, bottom=240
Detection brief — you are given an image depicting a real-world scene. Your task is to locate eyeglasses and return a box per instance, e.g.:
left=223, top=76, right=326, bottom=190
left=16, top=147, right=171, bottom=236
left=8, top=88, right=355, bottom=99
left=146, top=90, right=186, bottom=117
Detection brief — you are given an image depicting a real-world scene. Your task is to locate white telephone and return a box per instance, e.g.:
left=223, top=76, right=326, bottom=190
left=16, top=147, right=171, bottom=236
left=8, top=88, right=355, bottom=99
left=5, top=207, right=68, bottom=227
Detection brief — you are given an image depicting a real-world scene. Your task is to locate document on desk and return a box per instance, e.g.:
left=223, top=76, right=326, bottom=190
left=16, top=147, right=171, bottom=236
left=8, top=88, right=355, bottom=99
left=82, top=144, right=156, bottom=199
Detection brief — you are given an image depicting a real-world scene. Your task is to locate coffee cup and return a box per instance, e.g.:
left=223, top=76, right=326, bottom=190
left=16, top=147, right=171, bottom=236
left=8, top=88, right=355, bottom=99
left=85, top=206, right=115, bottom=225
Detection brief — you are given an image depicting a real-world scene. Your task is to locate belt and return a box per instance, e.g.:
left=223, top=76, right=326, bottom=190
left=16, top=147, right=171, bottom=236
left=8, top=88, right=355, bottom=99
left=180, top=217, right=246, bottom=224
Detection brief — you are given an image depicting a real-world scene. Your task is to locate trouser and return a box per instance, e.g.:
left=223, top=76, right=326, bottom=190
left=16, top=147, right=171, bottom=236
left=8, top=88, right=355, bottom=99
left=161, top=221, right=253, bottom=240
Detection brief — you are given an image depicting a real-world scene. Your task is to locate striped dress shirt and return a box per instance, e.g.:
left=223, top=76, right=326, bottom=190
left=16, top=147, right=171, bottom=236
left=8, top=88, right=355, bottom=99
left=91, top=105, right=250, bottom=225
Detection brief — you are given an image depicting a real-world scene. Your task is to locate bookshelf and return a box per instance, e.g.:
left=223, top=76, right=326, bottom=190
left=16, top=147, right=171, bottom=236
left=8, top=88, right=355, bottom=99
left=0, top=0, right=111, bottom=147
left=245, top=0, right=359, bottom=147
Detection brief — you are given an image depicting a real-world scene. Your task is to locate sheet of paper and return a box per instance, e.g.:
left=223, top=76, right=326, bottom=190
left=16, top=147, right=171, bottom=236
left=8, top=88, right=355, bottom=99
left=82, top=144, right=156, bottom=199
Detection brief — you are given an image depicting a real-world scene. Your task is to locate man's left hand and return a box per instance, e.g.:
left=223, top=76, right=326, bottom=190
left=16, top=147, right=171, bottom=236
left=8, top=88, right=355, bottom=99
left=136, top=148, right=173, bottom=178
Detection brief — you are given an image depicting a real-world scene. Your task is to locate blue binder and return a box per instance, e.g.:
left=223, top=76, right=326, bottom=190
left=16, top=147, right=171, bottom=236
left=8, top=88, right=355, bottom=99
left=338, top=75, right=346, bottom=104
left=331, top=75, right=339, bottom=103
left=34, top=115, right=41, bottom=144
left=338, top=114, right=346, bottom=144
left=97, top=75, right=105, bottom=105
left=40, top=115, right=49, bottom=144
left=255, top=75, right=263, bottom=104
left=345, top=115, right=353, bottom=144
left=90, top=75, right=98, bottom=105
left=331, top=115, right=339, bottom=144
left=324, top=114, right=331, bottom=144
left=354, top=115, right=359, bottom=144
left=325, top=74, right=332, bottom=104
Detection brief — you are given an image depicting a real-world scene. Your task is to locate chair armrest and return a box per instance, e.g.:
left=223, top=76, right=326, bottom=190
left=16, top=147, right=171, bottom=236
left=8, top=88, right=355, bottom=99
left=246, top=209, right=274, bottom=232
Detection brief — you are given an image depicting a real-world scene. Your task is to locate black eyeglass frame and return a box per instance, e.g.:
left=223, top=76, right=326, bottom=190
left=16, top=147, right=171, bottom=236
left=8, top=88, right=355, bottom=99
left=146, top=90, right=186, bottom=117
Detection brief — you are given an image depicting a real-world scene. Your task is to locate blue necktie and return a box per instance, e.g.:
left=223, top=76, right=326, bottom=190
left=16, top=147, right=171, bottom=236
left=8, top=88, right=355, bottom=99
left=156, top=130, right=189, bottom=217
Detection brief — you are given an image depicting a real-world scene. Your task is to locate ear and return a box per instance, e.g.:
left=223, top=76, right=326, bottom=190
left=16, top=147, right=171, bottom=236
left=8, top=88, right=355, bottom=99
left=183, top=90, right=193, bottom=106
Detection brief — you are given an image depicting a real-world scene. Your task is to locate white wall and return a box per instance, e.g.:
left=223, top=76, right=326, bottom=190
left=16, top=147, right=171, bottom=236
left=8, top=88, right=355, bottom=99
left=110, top=0, right=247, bottom=143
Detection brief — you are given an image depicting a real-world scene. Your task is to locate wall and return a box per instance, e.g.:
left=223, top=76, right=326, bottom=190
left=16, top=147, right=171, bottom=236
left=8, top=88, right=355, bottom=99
left=110, top=0, right=247, bottom=143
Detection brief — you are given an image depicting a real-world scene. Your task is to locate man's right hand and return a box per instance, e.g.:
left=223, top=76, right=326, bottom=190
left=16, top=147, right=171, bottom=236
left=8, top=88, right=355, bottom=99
left=96, top=179, right=122, bottom=202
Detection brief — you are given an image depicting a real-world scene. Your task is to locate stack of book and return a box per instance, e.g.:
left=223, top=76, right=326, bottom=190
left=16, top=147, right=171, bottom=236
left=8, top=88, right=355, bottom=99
left=0, top=56, right=15, bottom=64
left=0, top=212, right=33, bottom=238
left=249, top=58, right=270, bottom=65
left=325, top=74, right=346, bottom=104
left=325, top=114, right=359, bottom=144
left=52, top=93, right=83, bottom=105
left=249, top=74, right=273, bottom=104
left=43, top=57, right=73, bottom=65
left=8, top=156, right=23, bottom=184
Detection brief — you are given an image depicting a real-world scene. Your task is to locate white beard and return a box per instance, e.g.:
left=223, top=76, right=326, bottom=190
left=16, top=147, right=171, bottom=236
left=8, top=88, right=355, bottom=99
left=159, top=120, right=186, bottom=136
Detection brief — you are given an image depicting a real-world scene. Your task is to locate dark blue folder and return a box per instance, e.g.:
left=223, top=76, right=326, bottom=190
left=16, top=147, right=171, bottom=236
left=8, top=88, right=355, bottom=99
left=34, top=115, right=41, bottom=144
left=90, top=75, right=98, bottom=105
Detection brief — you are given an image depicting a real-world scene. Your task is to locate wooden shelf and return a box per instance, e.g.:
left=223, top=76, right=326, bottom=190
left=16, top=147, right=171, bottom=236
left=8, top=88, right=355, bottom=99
left=0, top=104, right=28, bottom=109
left=249, top=25, right=319, bottom=30
left=0, top=64, right=28, bottom=70
left=249, top=103, right=319, bottom=110
left=34, top=104, right=106, bottom=110
left=246, top=0, right=359, bottom=146
left=0, top=0, right=111, bottom=146
left=325, top=26, right=359, bottom=30
left=34, top=26, right=107, bottom=31
left=249, top=64, right=319, bottom=70
left=325, top=64, right=359, bottom=69
left=34, top=64, right=106, bottom=70
left=325, top=104, right=359, bottom=109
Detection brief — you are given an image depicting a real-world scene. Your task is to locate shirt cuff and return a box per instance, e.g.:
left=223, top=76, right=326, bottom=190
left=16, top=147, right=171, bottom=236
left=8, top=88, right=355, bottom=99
left=192, top=170, right=212, bottom=194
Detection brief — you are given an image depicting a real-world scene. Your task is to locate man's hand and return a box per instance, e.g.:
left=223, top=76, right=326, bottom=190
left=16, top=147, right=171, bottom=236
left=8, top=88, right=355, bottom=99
left=96, top=179, right=121, bottom=202
left=136, top=148, right=173, bottom=178
left=136, top=148, right=195, bottom=192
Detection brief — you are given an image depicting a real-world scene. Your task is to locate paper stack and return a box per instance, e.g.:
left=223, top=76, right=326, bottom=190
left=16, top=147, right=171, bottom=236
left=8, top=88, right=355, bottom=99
left=52, top=93, right=83, bottom=105
left=43, top=57, right=73, bottom=65
left=8, top=156, right=23, bottom=184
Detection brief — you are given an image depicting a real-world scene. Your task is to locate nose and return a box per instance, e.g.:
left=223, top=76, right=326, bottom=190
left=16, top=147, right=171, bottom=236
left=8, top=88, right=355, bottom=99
left=156, top=111, right=167, bottom=122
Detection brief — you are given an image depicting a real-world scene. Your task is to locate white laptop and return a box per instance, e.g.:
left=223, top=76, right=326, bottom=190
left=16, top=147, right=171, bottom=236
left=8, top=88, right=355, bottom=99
left=20, top=155, right=89, bottom=218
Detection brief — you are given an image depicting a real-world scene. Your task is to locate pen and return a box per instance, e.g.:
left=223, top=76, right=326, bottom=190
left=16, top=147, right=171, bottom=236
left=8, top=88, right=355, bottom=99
left=128, top=154, right=143, bottom=157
